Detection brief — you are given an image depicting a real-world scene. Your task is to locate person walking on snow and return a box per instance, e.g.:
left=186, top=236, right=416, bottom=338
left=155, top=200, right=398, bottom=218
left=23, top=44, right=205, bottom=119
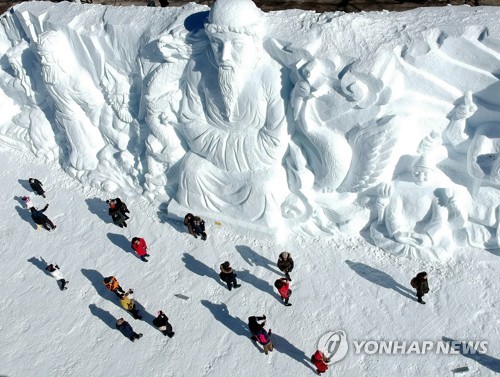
left=277, top=252, right=294, bottom=281
left=131, top=237, right=149, bottom=262
left=311, top=349, right=330, bottom=375
left=256, top=327, right=273, bottom=355
left=107, top=199, right=127, bottom=228
left=274, top=277, right=292, bottom=306
left=119, top=289, right=142, bottom=319
left=45, top=264, right=68, bottom=290
left=411, top=271, right=430, bottom=304
left=103, top=276, right=126, bottom=297
left=184, top=213, right=207, bottom=240
left=153, top=310, right=175, bottom=337
left=248, top=315, right=266, bottom=341
left=113, top=198, right=130, bottom=220
left=116, top=318, right=143, bottom=342
left=21, top=196, right=32, bottom=209
left=30, top=204, right=56, bottom=231
left=28, top=178, right=46, bottom=198
left=219, top=261, right=241, bottom=291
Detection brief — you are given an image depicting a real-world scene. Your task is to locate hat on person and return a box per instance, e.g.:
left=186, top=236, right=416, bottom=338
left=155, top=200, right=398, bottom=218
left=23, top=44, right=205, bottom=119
left=222, top=261, right=230, bottom=268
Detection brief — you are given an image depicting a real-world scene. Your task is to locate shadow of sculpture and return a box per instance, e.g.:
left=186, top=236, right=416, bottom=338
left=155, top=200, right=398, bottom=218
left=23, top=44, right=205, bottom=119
left=442, top=336, right=500, bottom=373
left=345, top=260, right=416, bottom=301
left=89, top=303, right=116, bottom=330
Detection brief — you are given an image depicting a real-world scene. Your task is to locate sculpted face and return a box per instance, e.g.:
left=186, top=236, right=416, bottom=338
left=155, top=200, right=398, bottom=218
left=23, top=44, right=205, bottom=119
left=412, top=166, right=431, bottom=185
left=208, top=32, right=257, bottom=70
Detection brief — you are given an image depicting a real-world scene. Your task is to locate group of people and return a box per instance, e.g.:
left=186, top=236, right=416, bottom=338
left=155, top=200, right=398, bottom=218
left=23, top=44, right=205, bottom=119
left=24, top=176, right=431, bottom=374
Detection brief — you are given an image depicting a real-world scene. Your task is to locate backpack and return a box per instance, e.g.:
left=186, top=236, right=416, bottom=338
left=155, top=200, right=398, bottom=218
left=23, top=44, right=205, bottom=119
left=410, top=278, right=417, bottom=289
left=274, top=279, right=284, bottom=289
left=256, top=330, right=269, bottom=344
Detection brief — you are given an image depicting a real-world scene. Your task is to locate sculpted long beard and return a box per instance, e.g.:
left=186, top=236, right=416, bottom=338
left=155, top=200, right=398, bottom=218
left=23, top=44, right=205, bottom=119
left=218, top=67, right=239, bottom=120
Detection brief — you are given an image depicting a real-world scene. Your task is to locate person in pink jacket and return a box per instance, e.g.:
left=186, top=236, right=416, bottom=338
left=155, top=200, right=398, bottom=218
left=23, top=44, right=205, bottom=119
left=274, top=278, right=292, bottom=306
left=131, top=237, right=149, bottom=262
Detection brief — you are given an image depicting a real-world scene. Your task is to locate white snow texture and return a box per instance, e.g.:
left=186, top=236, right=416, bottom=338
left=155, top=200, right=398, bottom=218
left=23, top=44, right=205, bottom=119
left=0, top=0, right=500, bottom=376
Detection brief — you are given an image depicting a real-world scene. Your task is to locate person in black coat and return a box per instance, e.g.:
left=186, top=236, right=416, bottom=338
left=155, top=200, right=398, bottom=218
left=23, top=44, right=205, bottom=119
left=29, top=178, right=46, bottom=198
left=277, top=252, right=294, bottom=281
left=153, top=310, right=175, bottom=337
left=113, top=198, right=130, bottom=220
left=411, top=271, right=430, bottom=304
left=219, top=261, right=241, bottom=291
left=248, top=315, right=266, bottom=341
left=184, top=213, right=207, bottom=240
left=107, top=199, right=127, bottom=227
left=30, top=204, right=56, bottom=231
left=116, top=318, right=143, bottom=341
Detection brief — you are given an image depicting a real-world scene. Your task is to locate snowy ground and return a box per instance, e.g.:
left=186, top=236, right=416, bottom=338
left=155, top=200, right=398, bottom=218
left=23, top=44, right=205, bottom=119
left=1, top=148, right=499, bottom=377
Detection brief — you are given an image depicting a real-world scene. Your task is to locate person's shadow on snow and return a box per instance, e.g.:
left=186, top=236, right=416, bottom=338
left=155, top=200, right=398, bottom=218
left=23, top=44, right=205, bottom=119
left=133, top=301, right=157, bottom=329
left=235, top=245, right=280, bottom=275
left=182, top=253, right=226, bottom=288
left=345, top=260, right=416, bottom=301
left=81, top=268, right=117, bottom=302
left=271, top=332, right=316, bottom=372
left=89, top=304, right=116, bottom=330
left=15, top=204, right=37, bottom=229
left=85, top=198, right=111, bottom=224
left=107, top=233, right=135, bottom=258
left=27, top=256, right=50, bottom=275
left=237, top=268, right=281, bottom=301
left=18, top=178, right=32, bottom=192
left=442, top=336, right=500, bottom=373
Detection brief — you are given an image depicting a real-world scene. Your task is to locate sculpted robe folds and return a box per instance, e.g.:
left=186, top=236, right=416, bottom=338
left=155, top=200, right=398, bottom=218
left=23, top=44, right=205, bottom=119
left=176, top=51, right=289, bottom=227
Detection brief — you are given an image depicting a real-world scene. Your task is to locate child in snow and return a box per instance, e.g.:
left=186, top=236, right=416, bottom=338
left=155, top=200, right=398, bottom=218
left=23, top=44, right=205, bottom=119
left=131, top=237, right=149, bottom=262
left=274, top=277, right=292, bottom=306
left=103, top=276, right=126, bottom=297
left=153, top=310, right=175, bottom=337
left=107, top=200, right=127, bottom=228
left=21, top=196, right=32, bottom=209
left=219, top=261, right=241, bottom=291
left=28, top=178, right=46, bottom=198
left=119, top=289, right=142, bottom=319
left=411, top=271, right=429, bottom=304
left=256, top=327, right=273, bottom=355
left=45, top=264, right=68, bottom=291
left=277, top=251, right=294, bottom=281
left=248, top=315, right=267, bottom=341
left=184, top=213, right=207, bottom=240
left=30, top=204, right=56, bottom=231
left=116, top=318, right=143, bottom=342
left=311, top=350, right=330, bottom=375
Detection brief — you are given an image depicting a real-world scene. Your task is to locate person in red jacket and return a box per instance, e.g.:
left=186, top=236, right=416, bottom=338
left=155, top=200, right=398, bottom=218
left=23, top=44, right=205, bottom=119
left=274, top=278, right=292, bottom=306
left=131, top=237, right=150, bottom=262
left=311, top=350, right=330, bottom=375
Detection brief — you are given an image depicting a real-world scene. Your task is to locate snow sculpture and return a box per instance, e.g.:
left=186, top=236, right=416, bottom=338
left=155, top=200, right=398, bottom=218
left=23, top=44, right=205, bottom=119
left=444, top=91, right=478, bottom=153
left=371, top=147, right=469, bottom=260
left=36, top=31, right=105, bottom=173
left=143, top=31, right=190, bottom=200
left=173, top=0, right=289, bottom=227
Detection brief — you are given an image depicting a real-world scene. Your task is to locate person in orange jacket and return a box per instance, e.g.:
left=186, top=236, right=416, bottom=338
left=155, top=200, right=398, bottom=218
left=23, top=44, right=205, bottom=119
left=311, top=350, right=330, bottom=375
left=274, top=277, right=292, bottom=306
left=103, top=276, right=126, bottom=297
left=131, top=237, right=149, bottom=262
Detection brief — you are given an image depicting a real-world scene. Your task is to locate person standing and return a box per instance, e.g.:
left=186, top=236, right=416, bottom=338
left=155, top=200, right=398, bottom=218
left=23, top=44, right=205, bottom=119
left=248, top=315, right=266, bottom=341
left=219, top=261, right=241, bottom=291
left=411, top=271, right=430, bottom=304
left=184, top=213, right=207, bottom=240
left=21, top=196, right=32, bottom=209
left=131, top=237, right=150, bottom=262
left=277, top=252, right=294, bottom=281
left=30, top=204, right=56, bottom=231
left=119, top=289, right=142, bottom=319
left=107, top=199, right=127, bottom=228
left=113, top=198, right=130, bottom=220
left=153, top=310, right=175, bottom=337
left=274, top=277, right=292, bottom=306
left=45, top=264, right=68, bottom=290
left=103, top=276, right=126, bottom=297
left=116, top=318, right=143, bottom=342
left=311, top=349, right=330, bottom=375
left=256, top=327, right=273, bottom=355
left=28, top=178, right=46, bottom=198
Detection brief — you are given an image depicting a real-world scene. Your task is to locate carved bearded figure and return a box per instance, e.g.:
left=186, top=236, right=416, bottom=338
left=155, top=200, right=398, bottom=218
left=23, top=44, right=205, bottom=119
left=174, top=0, right=289, bottom=227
